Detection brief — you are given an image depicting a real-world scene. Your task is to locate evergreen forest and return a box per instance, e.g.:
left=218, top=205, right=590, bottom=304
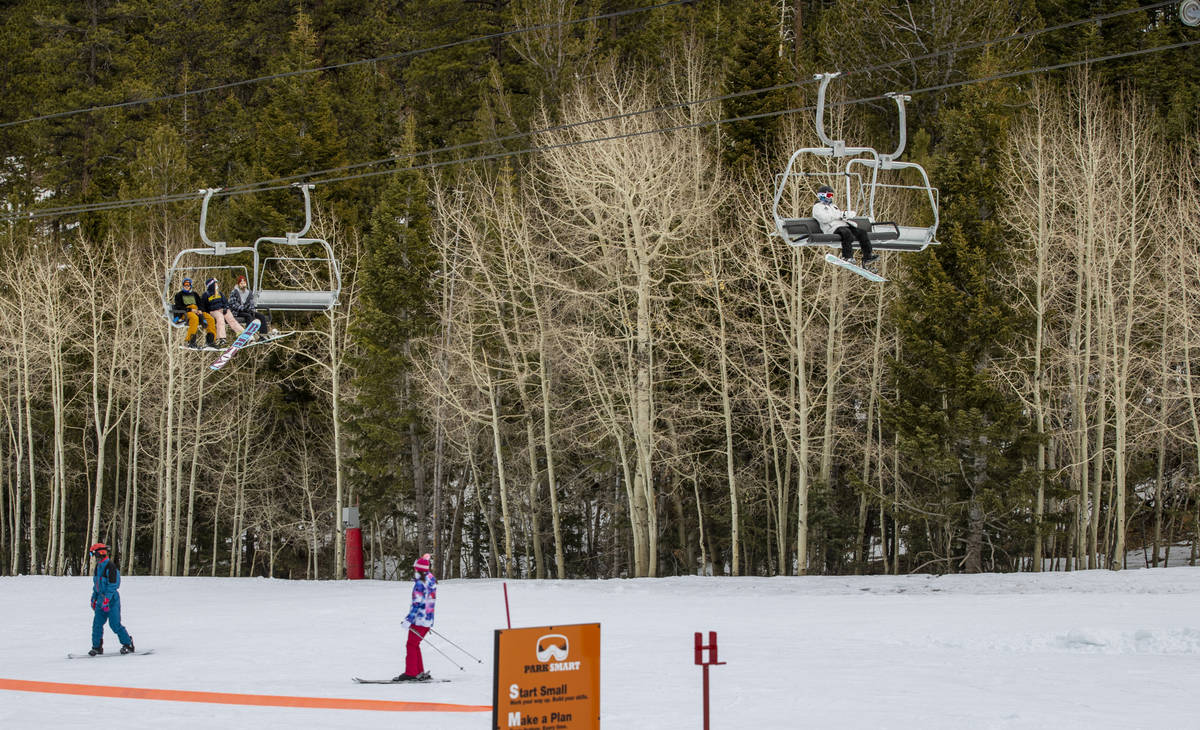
left=1, top=0, right=1198, bottom=580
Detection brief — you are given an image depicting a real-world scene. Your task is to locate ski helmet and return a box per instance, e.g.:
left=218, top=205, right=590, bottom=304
left=181, top=277, right=192, bottom=287
left=817, top=185, right=835, bottom=204
left=89, top=543, right=109, bottom=557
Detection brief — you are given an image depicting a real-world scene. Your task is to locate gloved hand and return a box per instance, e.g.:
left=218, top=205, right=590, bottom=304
left=101, top=597, right=111, bottom=613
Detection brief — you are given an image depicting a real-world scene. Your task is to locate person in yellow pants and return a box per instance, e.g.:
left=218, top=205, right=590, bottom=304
left=173, top=278, right=216, bottom=349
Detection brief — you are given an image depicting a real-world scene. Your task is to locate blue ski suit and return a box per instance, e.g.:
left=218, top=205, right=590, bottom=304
left=90, top=557, right=132, bottom=647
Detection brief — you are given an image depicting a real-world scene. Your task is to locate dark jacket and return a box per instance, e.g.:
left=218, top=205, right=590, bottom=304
left=203, top=284, right=230, bottom=314
left=228, top=286, right=257, bottom=317
left=173, top=287, right=204, bottom=314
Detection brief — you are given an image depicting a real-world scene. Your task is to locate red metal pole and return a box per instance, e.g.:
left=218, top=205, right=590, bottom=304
left=695, top=631, right=725, bottom=729
left=503, top=582, right=512, bottom=629
left=345, top=527, right=363, bottom=580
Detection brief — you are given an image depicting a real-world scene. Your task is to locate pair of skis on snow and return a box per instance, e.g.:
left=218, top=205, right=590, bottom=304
left=352, top=676, right=451, bottom=684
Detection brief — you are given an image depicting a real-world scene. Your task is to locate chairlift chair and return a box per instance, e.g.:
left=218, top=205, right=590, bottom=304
left=771, top=73, right=940, bottom=255
left=162, top=183, right=341, bottom=326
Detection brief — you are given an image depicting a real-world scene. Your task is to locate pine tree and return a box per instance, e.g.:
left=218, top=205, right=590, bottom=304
left=721, top=0, right=791, bottom=170
left=347, top=118, right=437, bottom=538
left=886, top=63, right=1038, bottom=574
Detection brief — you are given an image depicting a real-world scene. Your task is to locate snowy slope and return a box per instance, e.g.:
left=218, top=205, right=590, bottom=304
left=3, top=568, right=1199, bottom=729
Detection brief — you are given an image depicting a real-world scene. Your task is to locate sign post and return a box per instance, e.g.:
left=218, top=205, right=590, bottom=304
left=694, top=631, right=726, bottom=730
left=493, top=623, right=600, bottom=729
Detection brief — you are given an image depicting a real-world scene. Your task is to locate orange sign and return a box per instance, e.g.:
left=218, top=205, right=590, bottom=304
left=493, top=623, right=600, bottom=729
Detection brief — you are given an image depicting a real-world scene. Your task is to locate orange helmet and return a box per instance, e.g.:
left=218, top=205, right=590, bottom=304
left=88, top=543, right=109, bottom=557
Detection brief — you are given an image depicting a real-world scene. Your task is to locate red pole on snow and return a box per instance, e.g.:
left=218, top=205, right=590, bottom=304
left=694, top=631, right=726, bottom=730
left=503, top=582, right=512, bottom=628
left=343, top=506, right=364, bottom=580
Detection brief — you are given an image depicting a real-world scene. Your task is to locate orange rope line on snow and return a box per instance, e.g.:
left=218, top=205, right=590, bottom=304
left=0, top=677, right=491, bottom=713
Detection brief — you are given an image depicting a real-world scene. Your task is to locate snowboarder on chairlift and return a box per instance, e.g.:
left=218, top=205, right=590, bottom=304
left=173, top=278, right=216, bottom=349
left=87, top=543, right=135, bottom=656
left=394, top=553, right=436, bottom=682
left=202, top=277, right=244, bottom=348
left=813, top=185, right=879, bottom=268
left=228, top=275, right=278, bottom=340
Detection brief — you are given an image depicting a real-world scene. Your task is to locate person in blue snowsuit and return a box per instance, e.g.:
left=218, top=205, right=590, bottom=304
left=88, top=543, right=135, bottom=656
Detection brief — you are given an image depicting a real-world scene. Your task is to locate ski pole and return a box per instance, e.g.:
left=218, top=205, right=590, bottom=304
left=428, top=628, right=483, bottom=664
left=408, top=625, right=464, bottom=672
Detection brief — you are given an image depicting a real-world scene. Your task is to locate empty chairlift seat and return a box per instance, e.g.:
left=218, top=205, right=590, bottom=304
left=254, top=288, right=339, bottom=312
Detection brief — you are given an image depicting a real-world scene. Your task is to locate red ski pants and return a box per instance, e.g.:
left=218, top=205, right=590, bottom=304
left=405, top=625, right=430, bottom=676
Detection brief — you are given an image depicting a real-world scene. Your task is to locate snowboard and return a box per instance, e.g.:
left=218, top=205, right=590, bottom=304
left=68, top=649, right=155, bottom=659
left=352, top=676, right=451, bottom=684
left=825, top=253, right=887, bottom=282
left=209, top=319, right=260, bottom=372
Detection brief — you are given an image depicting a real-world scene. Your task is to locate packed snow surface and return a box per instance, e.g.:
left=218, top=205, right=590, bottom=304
left=3, top=568, right=1199, bottom=729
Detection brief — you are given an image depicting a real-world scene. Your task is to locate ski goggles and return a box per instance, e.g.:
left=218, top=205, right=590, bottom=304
left=535, top=634, right=569, bottom=662
left=818, top=192, right=834, bottom=204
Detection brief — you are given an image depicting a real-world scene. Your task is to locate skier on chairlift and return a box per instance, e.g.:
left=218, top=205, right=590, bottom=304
left=202, top=277, right=243, bottom=349
left=228, top=274, right=279, bottom=341
left=173, top=278, right=216, bottom=350
left=813, top=185, right=879, bottom=268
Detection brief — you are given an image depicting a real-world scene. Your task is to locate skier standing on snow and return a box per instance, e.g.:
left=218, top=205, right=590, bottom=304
left=201, top=277, right=243, bottom=348
left=813, top=184, right=879, bottom=267
left=87, top=543, right=135, bottom=656
left=394, top=553, right=436, bottom=681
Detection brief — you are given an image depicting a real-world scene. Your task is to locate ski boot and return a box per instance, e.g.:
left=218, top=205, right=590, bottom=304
left=416, top=671, right=431, bottom=681
left=205, top=332, right=216, bottom=349
left=391, top=673, right=419, bottom=682
left=88, top=644, right=103, bottom=656
left=120, top=639, right=135, bottom=655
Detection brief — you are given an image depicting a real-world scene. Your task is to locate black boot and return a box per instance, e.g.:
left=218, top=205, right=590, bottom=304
left=862, top=253, right=880, bottom=265
left=205, top=332, right=215, bottom=349
left=88, top=644, right=103, bottom=656
left=186, top=334, right=202, bottom=350
left=391, top=673, right=417, bottom=682
left=120, top=639, right=135, bottom=654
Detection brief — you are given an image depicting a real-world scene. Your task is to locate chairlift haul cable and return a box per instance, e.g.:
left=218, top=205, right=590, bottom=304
left=3, top=35, right=1197, bottom=224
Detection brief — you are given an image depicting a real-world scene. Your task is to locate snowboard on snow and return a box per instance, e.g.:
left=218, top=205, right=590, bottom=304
left=825, top=253, right=887, bottom=282
left=68, top=649, right=155, bottom=659
left=352, top=676, right=451, bottom=684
